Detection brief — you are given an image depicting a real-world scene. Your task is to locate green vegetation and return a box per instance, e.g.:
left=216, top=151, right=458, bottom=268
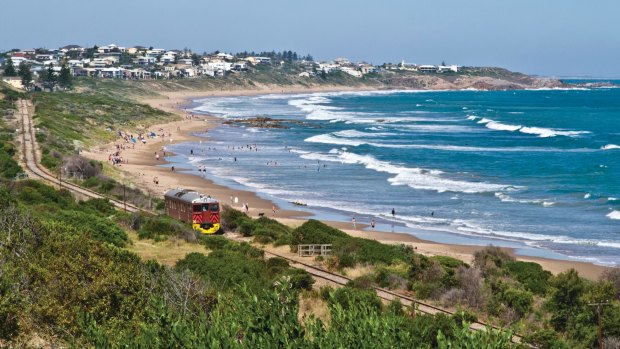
left=32, top=90, right=170, bottom=164
left=220, top=207, right=620, bottom=348
left=0, top=86, right=23, bottom=179
left=0, top=180, right=518, bottom=348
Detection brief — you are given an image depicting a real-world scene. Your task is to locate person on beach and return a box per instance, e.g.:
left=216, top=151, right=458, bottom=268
left=171, top=166, right=175, bottom=172
left=371, top=218, right=376, bottom=230
left=391, top=208, right=395, bottom=217
left=234, top=196, right=239, bottom=205
left=230, top=195, right=234, bottom=204
left=156, top=153, right=159, bottom=161
left=272, top=205, right=277, bottom=215
left=352, top=216, right=356, bottom=229
left=190, top=149, right=193, bottom=155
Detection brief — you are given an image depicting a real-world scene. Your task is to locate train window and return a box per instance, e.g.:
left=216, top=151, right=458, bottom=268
left=193, top=205, right=201, bottom=212
left=202, top=204, right=209, bottom=212
left=211, top=204, right=219, bottom=212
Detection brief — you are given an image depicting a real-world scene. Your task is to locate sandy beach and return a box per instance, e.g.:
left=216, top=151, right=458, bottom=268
left=82, top=88, right=613, bottom=280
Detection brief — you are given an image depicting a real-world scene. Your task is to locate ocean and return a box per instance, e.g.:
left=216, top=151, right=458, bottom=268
left=166, top=83, right=620, bottom=266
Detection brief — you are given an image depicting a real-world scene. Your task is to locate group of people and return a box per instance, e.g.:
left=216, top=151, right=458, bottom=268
left=351, top=208, right=397, bottom=230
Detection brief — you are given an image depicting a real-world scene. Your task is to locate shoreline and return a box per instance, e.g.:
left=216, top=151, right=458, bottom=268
left=83, top=86, right=613, bottom=280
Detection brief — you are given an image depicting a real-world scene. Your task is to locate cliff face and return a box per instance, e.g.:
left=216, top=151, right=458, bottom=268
left=380, top=69, right=564, bottom=90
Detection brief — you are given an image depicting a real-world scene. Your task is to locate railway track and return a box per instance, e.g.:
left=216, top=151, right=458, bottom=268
left=17, top=99, right=142, bottom=213
left=16, top=98, right=523, bottom=344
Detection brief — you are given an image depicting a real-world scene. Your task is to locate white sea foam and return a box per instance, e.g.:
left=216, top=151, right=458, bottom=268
left=519, top=126, right=590, bottom=138
left=333, top=129, right=395, bottom=138
left=305, top=134, right=368, bottom=147
left=466, top=115, right=477, bottom=120
left=330, top=151, right=513, bottom=194
left=485, top=121, right=522, bottom=132
left=494, top=192, right=554, bottom=206
left=470, top=117, right=590, bottom=138
left=602, top=144, right=620, bottom=150
left=584, top=193, right=591, bottom=199
left=607, top=210, right=620, bottom=220
left=608, top=197, right=619, bottom=202
left=307, top=133, right=594, bottom=153
left=452, top=220, right=620, bottom=249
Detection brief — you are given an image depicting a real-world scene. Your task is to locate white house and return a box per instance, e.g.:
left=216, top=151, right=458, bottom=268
left=177, top=58, right=194, bottom=66
left=137, top=57, right=156, bottom=65
left=232, top=61, right=247, bottom=70
left=438, top=65, right=458, bottom=73
left=216, top=52, right=233, bottom=60
left=418, top=65, right=438, bottom=73
left=8, top=56, right=28, bottom=67
left=339, top=66, right=362, bottom=77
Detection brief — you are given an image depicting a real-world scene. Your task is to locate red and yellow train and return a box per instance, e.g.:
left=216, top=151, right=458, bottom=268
left=164, top=188, right=221, bottom=234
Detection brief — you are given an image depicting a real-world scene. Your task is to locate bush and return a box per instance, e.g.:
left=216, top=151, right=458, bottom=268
left=80, top=198, right=116, bottom=216
left=500, top=287, right=533, bottom=317
left=283, top=269, right=315, bottom=291
left=330, top=287, right=382, bottom=312
left=201, top=235, right=230, bottom=250
left=504, top=260, right=551, bottom=294
left=473, top=245, right=514, bottom=276
left=138, top=215, right=193, bottom=241
left=347, top=275, right=375, bottom=290
left=239, top=220, right=256, bottom=237
left=220, top=205, right=246, bottom=231
left=601, top=268, right=620, bottom=301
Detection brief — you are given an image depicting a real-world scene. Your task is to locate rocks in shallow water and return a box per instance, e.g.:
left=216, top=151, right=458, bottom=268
left=223, top=117, right=311, bottom=129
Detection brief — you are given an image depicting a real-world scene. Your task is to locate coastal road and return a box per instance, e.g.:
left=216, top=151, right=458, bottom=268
left=17, top=99, right=143, bottom=213
left=16, top=98, right=523, bottom=344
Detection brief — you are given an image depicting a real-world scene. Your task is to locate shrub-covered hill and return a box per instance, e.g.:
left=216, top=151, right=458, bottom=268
left=1, top=180, right=523, bottom=348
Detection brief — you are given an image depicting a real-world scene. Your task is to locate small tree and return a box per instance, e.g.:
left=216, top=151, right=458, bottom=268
left=191, top=53, right=201, bottom=66
left=58, top=63, right=72, bottom=89
left=3, top=58, right=16, bottom=76
left=17, top=62, right=32, bottom=90
left=45, top=63, right=56, bottom=86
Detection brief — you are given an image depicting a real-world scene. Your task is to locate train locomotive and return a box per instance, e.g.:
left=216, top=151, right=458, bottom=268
left=164, top=188, right=221, bottom=234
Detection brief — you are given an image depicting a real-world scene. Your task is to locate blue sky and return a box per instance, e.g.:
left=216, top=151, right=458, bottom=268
left=2, top=0, right=619, bottom=77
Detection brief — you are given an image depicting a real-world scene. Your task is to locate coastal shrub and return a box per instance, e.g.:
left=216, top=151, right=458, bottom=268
left=138, top=215, right=193, bottom=241
left=154, top=199, right=165, bottom=211
left=500, top=287, right=533, bottom=317
left=375, top=268, right=407, bottom=289
left=266, top=257, right=290, bottom=272
left=547, top=269, right=585, bottom=332
left=282, top=269, right=315, bottom=291
left=330, top=286, right=382, bottom=312
left=15, top=180, right=75, bottom=207
left=523, top=329, right=571, bottom=349
left=0, top=149, right=21, bottom=179
left=473, top=245, right=514, bottom=276
left=601, top=268, right=620, bottom=301
left=504, top=260, right=552, bottom=294
left=347, top=275, right=375, bottom=290
left=200, top=235, right=230, bottom=250
left=291, top=219, right=348, bottom=246
left=177, top=251, right=270, bottom=291
left=239, top=220, right=256, bottom=237
left=51, top=210, right=128, bottom=247
left=79, top=198, right=116, bottom=216
left=220, top=205, right=245, bottom=230
left=452, top=310, right=478, bottom=326
left=407, top=314, right=457, bottom=348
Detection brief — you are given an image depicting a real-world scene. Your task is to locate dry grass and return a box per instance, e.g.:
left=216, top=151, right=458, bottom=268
left=298, top=290, right=331, bottom=326
left=342, top=264, right=375, bottom=279
left=125, top=231, right=209, bottom=266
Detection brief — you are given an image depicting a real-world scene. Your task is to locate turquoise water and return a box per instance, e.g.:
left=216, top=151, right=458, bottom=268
left=169, top=85, right=620, bottom=266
